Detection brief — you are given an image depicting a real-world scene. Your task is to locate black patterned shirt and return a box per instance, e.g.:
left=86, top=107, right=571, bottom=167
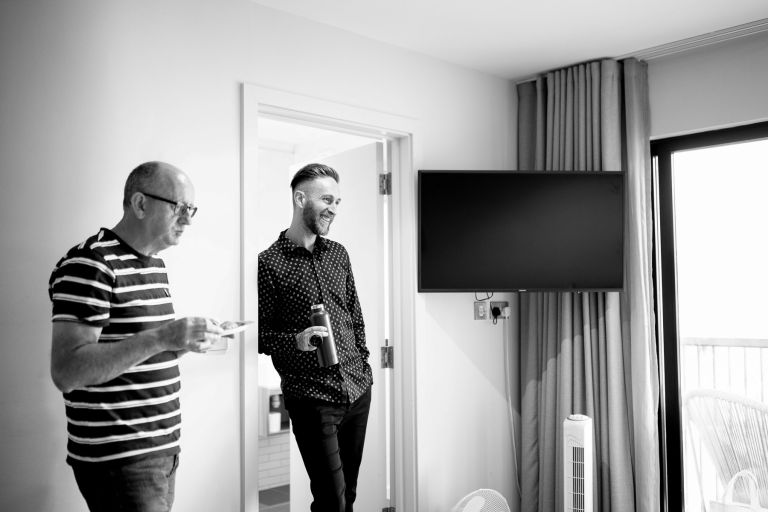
left=258, top=231, right=373, bottom=404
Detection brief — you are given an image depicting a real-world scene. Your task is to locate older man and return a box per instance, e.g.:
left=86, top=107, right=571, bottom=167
left=49, top=161, right=223, bottom=512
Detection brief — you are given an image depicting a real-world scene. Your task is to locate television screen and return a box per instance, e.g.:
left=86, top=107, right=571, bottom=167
left=418, top=170, right=625, bottom=292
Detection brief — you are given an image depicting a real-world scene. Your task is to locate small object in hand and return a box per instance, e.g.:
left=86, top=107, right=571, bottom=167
left=219, top=320, right=255, bottom=337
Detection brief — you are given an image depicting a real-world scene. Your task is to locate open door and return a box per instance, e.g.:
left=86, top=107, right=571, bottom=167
left=243, top=83, right=419, bottom=511
left=288, top=141, right=392, bottom=511
left=251, top=117, right=394, bottom=511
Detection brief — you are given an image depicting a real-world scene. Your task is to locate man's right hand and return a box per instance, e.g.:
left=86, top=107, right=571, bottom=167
left=295, top=326, right=327, bottom=351
left=51, top=316, right=225, bottom=393
left=158, top=317, right=224, bottom=353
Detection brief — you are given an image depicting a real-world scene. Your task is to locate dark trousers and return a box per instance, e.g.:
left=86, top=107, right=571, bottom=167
left=71, top=454, right=179, bottom=512
left=285, top=388, right=372, bottom=512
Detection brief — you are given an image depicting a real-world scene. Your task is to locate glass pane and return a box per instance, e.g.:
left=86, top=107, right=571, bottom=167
left=671, top=138, right=768, bottom=511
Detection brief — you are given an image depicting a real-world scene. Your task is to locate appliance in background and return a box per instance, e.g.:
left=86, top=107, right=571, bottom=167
left=563, top=415, right=594, bottom=512
left=258, top=387, right=290, bottom=496
left=260, top=388, right=289, bottom=436
left=451, top=488, right=510, bottom=512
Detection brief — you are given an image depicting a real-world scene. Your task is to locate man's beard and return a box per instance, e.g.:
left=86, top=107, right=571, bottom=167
left=303, top=206, right=332, bottom=236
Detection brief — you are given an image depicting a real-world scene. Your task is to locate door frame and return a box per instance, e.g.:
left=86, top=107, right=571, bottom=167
left=239, top=82, right=419, bottom=512
left=651, top=120, right=768, bottom=512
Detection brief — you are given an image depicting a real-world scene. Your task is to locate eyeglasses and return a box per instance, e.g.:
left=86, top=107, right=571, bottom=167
left=141, top=191, right=198, bottom=218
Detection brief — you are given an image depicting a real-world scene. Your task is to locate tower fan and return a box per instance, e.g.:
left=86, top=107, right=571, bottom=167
left=563, top=414, right=594, bottom=512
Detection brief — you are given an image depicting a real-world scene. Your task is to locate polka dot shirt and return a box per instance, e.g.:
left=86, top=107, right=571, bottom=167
left=258, top=230, right=373, bottom=404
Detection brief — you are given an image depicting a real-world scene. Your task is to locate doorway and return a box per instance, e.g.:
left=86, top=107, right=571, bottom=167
left=652, top=121, right=768, bottom=512
left=255, top=116, right=390, bottom=511
left=241, top=84, right=418, bottom=512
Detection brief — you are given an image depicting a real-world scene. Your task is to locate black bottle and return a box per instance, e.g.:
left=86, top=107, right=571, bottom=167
left=309, top=303, right=339, bottom=367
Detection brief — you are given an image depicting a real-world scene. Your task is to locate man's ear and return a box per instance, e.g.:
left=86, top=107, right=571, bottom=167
left=129, top=192, right=148, bottom=219
left=293, top=190, right=306, bottom=209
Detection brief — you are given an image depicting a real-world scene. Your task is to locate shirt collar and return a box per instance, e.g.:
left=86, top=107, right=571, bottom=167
left=278, top=230, right=328, bottom=254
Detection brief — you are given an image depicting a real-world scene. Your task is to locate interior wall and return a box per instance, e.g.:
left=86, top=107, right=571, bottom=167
left=0, top=1, right=515, bottom=511
left=647, top=31, right=768, bottom=138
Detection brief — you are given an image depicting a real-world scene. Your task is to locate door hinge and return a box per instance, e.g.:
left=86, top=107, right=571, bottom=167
left=380, top=345, right=394, bottom=369
left=379, top=172, right=392, bottom=195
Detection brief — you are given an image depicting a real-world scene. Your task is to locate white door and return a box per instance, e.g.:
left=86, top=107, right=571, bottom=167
left=288, top=141, right=390, bottom=511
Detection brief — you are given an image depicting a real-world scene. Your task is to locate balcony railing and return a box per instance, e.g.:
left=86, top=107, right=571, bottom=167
left=680, top=337, right=768, bottom=511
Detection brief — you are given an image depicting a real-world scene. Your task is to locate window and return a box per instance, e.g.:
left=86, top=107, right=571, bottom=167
left=652, top=121, right=768, bottom=512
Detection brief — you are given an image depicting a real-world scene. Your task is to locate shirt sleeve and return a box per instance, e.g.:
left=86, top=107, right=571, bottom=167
left=257, top=255, right=299, bottom=357
left=344, top=253, right=369, bottom=361
left=49, top=249, right=114, bottom=326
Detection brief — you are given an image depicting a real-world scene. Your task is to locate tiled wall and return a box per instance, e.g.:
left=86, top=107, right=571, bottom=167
left=258, top=432, right=290, bottom=490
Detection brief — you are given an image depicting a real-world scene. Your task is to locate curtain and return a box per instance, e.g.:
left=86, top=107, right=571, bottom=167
left=513, top=58, right=660, bottom=512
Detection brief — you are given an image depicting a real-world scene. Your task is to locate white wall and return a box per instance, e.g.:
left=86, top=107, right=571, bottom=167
left=0, top=1, right=515, bottom=511
left=648, top=31, right=768, bottom=138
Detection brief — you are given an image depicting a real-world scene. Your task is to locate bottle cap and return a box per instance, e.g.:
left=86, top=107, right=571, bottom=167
left=311, top=304, right=325, bottom=311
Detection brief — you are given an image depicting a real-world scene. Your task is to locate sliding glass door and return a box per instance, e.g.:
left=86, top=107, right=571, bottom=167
left=653, top=122, right=768, bottom=512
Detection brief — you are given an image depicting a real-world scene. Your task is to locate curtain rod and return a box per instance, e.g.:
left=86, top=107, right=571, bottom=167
left=620, top=18, right=768, bottom=61
left=515, top=18, right=768, bottom=85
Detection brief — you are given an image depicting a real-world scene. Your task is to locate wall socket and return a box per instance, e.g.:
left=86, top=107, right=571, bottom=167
left=490, top=301, right=509, bottom=319
left=474, top=301, right=509, bottom=320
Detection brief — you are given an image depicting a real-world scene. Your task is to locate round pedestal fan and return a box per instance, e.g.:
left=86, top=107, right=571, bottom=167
left=451, top=489, right=510, bottom=512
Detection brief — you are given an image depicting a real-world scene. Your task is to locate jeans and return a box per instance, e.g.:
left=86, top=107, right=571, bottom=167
left=72, top=454, right=179, bottom=512
left=286, top=388, right=372, bottom=512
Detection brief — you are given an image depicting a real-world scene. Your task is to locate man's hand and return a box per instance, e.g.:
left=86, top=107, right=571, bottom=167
left=157, top=317, right=224, bottom=353
left=220, top=321, right=239, bottom=337
left=295, top=326, right=327, bottom=351
left=51, top=316, right=223, bottom=393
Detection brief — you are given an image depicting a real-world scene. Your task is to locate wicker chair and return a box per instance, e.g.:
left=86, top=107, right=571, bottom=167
left=685, top=389, right=768, bottom=507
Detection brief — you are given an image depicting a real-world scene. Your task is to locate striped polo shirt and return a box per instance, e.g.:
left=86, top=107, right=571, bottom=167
left=49, top=228, right=181, bottom=466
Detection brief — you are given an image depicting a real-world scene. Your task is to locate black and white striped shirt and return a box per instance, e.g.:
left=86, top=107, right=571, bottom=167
left=49, top=228, right=181, bottom=466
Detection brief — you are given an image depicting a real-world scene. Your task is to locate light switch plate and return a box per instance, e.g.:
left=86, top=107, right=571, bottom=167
left=474, top=301, right=488, bottom=320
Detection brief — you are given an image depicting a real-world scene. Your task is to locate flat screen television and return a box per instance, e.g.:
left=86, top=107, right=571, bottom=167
left=418, top=170, right=625, bottom=292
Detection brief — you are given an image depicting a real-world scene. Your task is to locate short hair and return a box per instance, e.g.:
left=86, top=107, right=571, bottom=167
left=290, top=163, right=339, bottom=191
left=123, top=161, right=163, bottom=207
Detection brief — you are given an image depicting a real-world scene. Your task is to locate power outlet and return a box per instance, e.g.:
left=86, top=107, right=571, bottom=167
left=474, top=301, right=489, bottom=320
left=490, top=301, right=509, bottom=320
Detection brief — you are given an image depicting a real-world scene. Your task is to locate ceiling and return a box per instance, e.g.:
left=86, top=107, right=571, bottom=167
left=258, top=117, right=377, bottom=166
left=250, top=0, right=768, bottom=80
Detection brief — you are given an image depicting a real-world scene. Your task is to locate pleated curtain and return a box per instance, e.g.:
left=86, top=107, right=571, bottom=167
left=512, top=58, right=660, bottom=512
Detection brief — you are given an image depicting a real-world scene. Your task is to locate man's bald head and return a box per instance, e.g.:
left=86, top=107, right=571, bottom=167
left=123, top=161, right=188, bottom=208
